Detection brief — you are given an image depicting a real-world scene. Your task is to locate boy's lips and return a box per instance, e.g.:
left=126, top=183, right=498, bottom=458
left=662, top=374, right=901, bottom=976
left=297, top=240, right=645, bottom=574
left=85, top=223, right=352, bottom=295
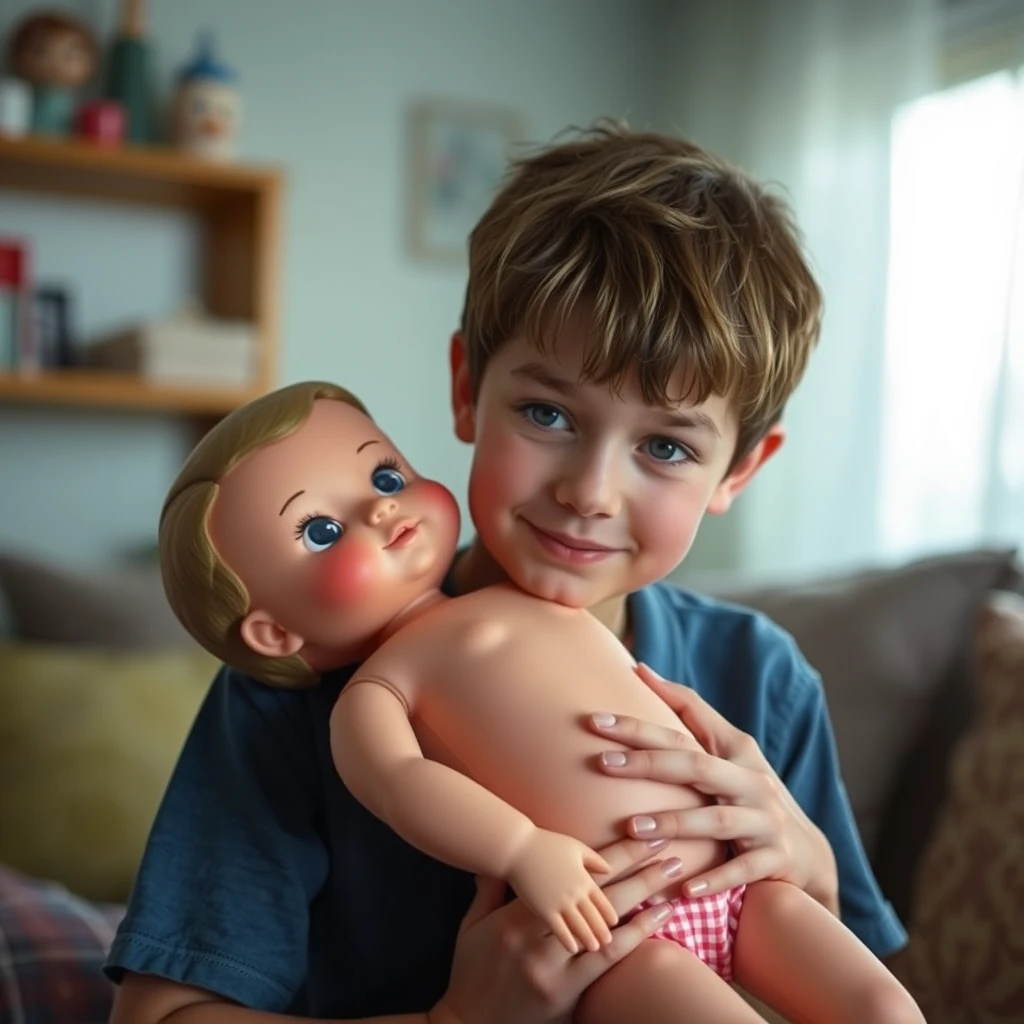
left=523, top=521, right=620, bottom=564
left=384, top=520, right=420, bottom=549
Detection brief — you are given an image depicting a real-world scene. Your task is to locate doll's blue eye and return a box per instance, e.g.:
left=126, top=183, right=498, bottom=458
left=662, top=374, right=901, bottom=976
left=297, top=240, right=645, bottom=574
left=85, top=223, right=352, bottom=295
left=300, top=517, right=343, bottom=553
left=372, top=466, right=405, bottom=495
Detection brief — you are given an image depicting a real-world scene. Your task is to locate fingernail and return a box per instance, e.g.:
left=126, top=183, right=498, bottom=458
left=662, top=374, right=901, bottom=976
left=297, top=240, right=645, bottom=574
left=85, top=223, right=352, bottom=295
left=645, top=838, right=668, bottom=850
left=661, top=858, right=684, bottom=878
left=638, top=661, right=664, bottom=680
left=632, top=815, right=657, bottom=834
left=592, top=712, right=617, bottom=728
left=650, top=903, right=672, bottom=923
left=687, top=880, right=708, bottom=895
left=600, top=750, right=627, bottom=768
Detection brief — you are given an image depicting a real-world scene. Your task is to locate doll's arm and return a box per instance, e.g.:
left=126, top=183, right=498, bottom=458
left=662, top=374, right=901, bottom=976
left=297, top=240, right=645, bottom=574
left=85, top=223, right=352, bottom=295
left=330, top=678, right=618, bottom=953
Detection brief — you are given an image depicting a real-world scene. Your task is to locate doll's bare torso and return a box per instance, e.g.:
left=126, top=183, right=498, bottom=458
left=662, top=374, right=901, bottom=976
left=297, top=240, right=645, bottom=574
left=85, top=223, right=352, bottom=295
left=349, top=582, right=725, bottom=884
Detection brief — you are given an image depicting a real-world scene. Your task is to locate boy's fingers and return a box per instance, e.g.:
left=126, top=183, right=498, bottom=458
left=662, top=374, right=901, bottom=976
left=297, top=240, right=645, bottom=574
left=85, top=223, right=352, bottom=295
left=590, top=712, right=701, bottom=754
left=593, top=837, right=669, bottom=884
left=602, top=856, right=685, bottom=919
left=682, top=847, right=779, bottom=898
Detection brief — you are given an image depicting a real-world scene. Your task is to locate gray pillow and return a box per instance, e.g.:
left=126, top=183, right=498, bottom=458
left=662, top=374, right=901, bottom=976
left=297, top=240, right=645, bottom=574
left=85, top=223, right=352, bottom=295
left=684, top=547, right=1021, bottom=917
left=0, top=551, right=189, bottom=651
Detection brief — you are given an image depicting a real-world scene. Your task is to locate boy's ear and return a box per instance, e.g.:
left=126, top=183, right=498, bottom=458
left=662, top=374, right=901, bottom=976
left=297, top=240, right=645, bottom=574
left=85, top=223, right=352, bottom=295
left=706, top=425, right=785, bottom=515
left=449, top=332, right=476, bottom=444
left=240, top=609, right=305, bottom=659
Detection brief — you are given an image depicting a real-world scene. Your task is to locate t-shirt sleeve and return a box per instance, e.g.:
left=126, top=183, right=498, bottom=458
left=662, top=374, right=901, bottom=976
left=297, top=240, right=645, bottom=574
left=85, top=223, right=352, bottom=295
left=103, top=664, right=329, bottom=1010
left=768, top=659, right=907, bottom=959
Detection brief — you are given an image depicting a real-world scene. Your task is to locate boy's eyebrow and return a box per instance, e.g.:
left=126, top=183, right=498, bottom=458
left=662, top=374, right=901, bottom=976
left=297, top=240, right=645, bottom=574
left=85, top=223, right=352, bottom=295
left=356, top=439, right=379, bottom=453
left=279, top=490, right=305, bottom=516
left=511, top=363, right=579, bottom=397
left=656, top=410, right=722, bottom=438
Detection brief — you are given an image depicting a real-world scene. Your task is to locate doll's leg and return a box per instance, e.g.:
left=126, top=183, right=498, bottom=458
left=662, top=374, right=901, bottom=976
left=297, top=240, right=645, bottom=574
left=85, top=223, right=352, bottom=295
left=577, top=937, right=765, bottom=1024
left=732, top=880, right=924, bottom=1024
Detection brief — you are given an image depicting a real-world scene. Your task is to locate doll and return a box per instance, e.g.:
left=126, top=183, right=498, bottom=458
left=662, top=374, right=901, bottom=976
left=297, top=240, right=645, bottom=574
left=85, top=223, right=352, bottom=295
left=160, top=380, right=924, bottom=1023
left=170, top=31, right=241, bottom=161
left=8, top=11, right=98, bottom=136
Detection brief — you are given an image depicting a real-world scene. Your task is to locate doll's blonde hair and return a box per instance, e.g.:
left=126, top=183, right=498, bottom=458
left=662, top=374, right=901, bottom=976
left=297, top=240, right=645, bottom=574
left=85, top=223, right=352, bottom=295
left=159, top=381, right=369, bottom=689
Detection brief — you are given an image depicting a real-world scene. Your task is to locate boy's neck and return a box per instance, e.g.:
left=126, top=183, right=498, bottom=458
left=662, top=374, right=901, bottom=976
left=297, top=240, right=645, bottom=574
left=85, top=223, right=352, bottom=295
left=451, top=539, right=631, bottom=645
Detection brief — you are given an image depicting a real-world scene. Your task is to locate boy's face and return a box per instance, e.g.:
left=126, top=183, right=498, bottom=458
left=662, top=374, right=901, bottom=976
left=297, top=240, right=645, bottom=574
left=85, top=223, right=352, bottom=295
left=209, top=399, right=460, bottom=667
left=450, top=307, right=780, bottom=621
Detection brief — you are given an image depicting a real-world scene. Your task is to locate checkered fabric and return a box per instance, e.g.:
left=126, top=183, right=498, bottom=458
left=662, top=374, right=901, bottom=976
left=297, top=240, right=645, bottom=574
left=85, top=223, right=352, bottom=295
left=0, top=865, right=125, bottom=1024
left=640, top=884, right=746, bottom=981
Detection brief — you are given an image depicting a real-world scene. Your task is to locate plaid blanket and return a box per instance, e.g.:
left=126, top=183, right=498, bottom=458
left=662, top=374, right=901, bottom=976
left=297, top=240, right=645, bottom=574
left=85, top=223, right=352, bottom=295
left=0, top=865, right=124, bottom=1024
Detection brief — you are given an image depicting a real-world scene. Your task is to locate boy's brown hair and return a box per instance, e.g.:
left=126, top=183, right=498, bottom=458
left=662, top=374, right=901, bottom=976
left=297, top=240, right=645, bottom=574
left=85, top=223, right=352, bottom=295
left=159, top=381, right=368, bottom=689
left=462, top=121, right=823, bottom=465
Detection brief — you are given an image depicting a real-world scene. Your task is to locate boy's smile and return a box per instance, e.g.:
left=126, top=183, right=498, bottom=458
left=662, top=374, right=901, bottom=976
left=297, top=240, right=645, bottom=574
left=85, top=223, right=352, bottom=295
left=451, top=307, right=779, bottom=634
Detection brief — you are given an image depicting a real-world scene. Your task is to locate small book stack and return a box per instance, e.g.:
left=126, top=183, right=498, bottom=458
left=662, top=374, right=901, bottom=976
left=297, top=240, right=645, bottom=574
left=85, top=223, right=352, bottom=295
left=84, top=305, right=257, bottom=388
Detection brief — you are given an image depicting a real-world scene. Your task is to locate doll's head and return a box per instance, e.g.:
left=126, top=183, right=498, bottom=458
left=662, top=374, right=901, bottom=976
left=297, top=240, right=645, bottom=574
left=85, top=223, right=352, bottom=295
left=160, top=381, right=461, bottom=687
left=9, top=11, right=98, bottom=91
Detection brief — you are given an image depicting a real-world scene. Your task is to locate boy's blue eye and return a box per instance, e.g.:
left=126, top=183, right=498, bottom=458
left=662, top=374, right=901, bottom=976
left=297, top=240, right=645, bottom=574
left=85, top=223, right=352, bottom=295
left=644, top=438, right=687, bottom=463
left=300, top=516, right=343, bottom=552
left=523, top=403, right=569, bottom=430
left=372, top=466, right=405, bottom=495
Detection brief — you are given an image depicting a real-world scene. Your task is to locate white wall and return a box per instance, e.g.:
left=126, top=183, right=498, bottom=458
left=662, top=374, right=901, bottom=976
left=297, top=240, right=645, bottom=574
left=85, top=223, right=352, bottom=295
left=0, top=0, right=660, bottom=566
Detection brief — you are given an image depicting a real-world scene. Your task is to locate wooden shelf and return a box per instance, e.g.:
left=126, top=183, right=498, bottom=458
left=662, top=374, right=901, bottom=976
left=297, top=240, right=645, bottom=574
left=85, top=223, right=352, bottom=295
left=0, top=135, right=283, bottom=424
left=0, top=370, right=261, bottom=417
left=0, top=135, right=283, bottom=210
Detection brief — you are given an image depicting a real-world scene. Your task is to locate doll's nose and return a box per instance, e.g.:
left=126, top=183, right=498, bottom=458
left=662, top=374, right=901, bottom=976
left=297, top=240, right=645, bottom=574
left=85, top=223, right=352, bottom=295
left=368, top=496, right=399, bottom=524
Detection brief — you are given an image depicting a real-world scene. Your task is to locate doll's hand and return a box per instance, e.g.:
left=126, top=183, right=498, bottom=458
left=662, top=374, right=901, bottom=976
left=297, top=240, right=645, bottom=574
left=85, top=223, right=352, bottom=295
left=506, top=828, right=618, bottom=953
left=590, top=663, right=839, bottom=910
left=429, top=837, right=682, bottom=1024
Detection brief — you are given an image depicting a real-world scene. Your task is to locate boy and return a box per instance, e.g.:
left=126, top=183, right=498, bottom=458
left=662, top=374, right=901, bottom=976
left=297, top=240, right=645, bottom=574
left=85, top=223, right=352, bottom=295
left=107, top=123, right=906, bottom=1023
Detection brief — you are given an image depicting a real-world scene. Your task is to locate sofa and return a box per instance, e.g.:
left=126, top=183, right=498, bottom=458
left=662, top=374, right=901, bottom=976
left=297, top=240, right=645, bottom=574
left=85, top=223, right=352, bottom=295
left=0, top=545, right=1021, bottom=1022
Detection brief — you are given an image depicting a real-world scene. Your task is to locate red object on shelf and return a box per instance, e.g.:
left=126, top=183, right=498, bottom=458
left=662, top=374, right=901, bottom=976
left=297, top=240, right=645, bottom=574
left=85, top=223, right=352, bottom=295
left=75, top=99, right=126, bottom=145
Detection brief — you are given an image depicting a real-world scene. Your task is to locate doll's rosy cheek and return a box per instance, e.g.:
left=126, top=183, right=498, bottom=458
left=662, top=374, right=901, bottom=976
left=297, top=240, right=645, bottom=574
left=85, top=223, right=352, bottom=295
left=313, top=540, right=376, bottom=606
left=417, top=480, right=460, bottom=525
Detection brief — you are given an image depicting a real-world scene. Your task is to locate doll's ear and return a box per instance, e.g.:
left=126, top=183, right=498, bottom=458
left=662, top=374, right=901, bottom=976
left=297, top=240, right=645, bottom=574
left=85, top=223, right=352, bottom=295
left=240, top=610, right=305, bottom=659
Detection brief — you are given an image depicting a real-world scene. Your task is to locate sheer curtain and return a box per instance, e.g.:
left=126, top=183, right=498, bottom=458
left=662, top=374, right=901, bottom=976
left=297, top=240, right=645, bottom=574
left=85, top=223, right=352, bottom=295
left=879, top=66, right=1024, bottom=560
left=659, top=0, right=942, bottom=578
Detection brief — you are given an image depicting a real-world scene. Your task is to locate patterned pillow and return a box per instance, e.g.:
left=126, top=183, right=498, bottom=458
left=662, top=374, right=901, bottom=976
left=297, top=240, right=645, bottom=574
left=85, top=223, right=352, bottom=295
left=889, top=592, right=1024, bottom=1022
left=0, top=865, right=124, bottom=1024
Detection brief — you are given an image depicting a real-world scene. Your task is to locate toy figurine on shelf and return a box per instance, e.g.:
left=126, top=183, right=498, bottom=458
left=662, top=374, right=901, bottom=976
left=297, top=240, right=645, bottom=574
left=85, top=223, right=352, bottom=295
left=170, top=30, right=241, bottom=161
left=7, top=10, right=99, bottom=136
left=158, top=379, right=924, bottom=1024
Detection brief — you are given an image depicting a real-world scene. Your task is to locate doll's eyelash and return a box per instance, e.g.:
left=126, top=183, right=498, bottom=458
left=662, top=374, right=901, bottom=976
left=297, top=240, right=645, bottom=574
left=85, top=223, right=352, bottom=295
left=294, top=511, right=330, bottom=539
left=374, top=456, right=402, bottom=472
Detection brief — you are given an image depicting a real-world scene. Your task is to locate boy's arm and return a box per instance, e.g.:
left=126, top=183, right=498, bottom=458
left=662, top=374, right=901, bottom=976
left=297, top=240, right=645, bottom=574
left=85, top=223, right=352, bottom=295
left=331, top=678, right=616, bottom=953
left=111, top=972, right=430, bottom=1023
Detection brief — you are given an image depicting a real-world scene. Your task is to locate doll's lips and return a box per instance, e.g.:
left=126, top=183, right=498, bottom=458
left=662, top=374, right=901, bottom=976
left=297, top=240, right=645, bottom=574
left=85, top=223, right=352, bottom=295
left=385, top=520, right=420, bottom=549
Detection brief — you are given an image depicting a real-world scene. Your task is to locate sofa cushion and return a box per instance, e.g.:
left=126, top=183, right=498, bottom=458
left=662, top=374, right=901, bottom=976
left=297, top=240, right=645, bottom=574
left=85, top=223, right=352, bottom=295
left=691, top=547, right=1020, bottom=915
left=889, top=592, right=1024, bottom=1021
left=0, top=550, right=189, bottom=649
left=0, top=642, right=217, bottom=903
left=0, top=864, right=124, bottom=1024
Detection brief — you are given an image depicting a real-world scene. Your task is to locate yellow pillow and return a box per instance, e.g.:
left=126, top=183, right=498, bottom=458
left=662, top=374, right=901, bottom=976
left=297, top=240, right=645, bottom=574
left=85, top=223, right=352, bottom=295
left=0, top=642, right=218, bottom=903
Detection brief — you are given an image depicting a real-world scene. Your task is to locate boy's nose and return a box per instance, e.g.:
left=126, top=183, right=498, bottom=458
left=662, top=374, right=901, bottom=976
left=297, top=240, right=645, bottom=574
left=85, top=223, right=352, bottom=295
left=554, top=450, right=622, bottom=519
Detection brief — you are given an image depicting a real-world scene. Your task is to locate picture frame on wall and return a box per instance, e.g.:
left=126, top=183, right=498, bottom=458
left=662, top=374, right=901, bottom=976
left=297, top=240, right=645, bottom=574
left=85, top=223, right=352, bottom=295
left=407, top=98, right=526, bottom=265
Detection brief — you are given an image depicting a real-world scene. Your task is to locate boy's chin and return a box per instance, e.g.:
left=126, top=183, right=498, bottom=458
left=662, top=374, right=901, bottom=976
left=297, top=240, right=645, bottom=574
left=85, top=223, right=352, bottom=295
left=507, top=563, right=607, bottom=609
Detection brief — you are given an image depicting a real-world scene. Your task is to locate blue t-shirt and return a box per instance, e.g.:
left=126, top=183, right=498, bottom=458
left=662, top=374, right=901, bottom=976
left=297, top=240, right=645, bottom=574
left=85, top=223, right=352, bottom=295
left=105, top=581, right=905, bottom=1016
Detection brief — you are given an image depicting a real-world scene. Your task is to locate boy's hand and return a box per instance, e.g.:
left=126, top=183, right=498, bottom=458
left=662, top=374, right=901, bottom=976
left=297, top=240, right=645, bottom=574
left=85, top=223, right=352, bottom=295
left=429, top=837, right=681, bottom=1024
left=506, top=828, right=617, bottom=953
left=590, top=663, right=839, bottom=911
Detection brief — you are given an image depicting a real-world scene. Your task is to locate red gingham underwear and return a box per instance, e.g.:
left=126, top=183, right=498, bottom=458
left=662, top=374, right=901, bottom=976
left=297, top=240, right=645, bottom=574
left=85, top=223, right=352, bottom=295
left=636, top=883, right=746, bottom=981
